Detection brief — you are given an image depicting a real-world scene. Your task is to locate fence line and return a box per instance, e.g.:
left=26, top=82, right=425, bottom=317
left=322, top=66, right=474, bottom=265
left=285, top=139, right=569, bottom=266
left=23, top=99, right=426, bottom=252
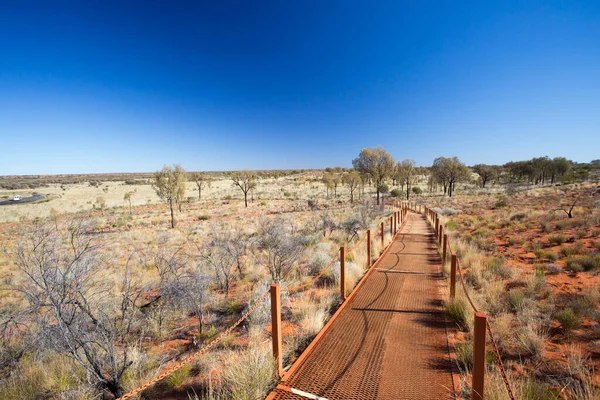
left=420, top=203, right=515, bottom=400
left=119, top=210, right=398, bottom=398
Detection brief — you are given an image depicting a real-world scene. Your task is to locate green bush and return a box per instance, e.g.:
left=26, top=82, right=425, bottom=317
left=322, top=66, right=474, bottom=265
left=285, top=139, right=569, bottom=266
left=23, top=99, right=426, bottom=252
left=446, top=298, right=469, bottom=331
left=494, top=198, right=508, bottom=208
left=566, top=254, right=600, bottom=272
left=390, top=188, right=402, bottom=197
left=555, top=308, right=581, bottom=335
left=547, top=234, right=567, bottom=245
left=198, top=214, right=211, bottom=221
left=165, top=364, right=191, bottom=388
left=411, top=187, right=422, bottom=195
left=445, top=221, right=458, bottom=231
left=455, top=341, right=473, bottom=370
left=520, top=378, right=560, bottom=400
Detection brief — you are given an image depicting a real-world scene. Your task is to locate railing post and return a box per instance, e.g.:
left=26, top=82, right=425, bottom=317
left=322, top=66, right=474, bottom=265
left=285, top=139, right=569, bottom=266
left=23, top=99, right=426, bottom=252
left=389, top=216, right=393, bottom=237
left=380, top=222, right=384, bottom=248
left=439, top=224, right=443, bottom=246
left=270, top=284, right=283, bottom=377
left=394, top=212, right=397, bottom=233
left=340, top=246, right=346, bottom=300
left=450, top=254, right=457, bottom=299
left=367, top=229, right=372, bottom=267
left=472, top=312, right=487, bottom=400
left=442, top=234, right=448, bottom=265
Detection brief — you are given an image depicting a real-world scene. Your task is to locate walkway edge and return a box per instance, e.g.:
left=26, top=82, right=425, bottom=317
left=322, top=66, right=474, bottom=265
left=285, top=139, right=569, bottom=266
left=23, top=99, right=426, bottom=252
left=266, top=214, right=409, bottom=399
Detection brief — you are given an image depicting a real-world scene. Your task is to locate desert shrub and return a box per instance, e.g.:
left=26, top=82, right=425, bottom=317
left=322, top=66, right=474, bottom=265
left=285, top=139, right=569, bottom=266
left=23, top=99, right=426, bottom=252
left=560, top=246, right=579, bottom=257
left=510, top=213, right=527, bottom=221
left=165, top=364, right=191, bottom=388
left=519, top=378, right=560, bottom=400
left=542, top=251, right=558, bottom=261
left=575, top=229, right=587, bottom=239
left=555, top=308, right=581, bottom=335
left=308, top=249, right=331, bottom=275
left=301, top=233, right=320, bottom=247
left=546, top=263, right=562, bottom=274
left=455, top=340, right=473, bottom=371
left=411, top=187, right=422, bottom=195
left=513, top=326, right=546, bottom=359
left=494, top=198, right=508, bottom=208
left=526, top=275, right=547, bottom=297
left=547, top=234, right=567, bottom=245
left=445, top=221, right=458, bottom=231
left=566, top=254, right=600, bottom=272
left=506, top=290, right=526, bottom=313
left=390, top=188, right=402, bottom=197
left=221, top=342, right=276, bottom=400
left=485, top=257, right=512, bottom=279
left=446, top=297, right=469, bottom=331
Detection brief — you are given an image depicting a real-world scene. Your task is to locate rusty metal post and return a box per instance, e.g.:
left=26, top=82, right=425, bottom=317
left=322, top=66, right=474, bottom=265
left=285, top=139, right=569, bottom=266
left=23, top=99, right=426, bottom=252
left=439, top=224, right=443, bottom=246
left=394, top=212, right=397, bottom=233
left=380, top=221, right=384, bottom=248
left=367, top=229, right=372, bottom=267
left=472, top=312, right=487, bottom=400
left=389, top=216, right=393, bottom=237
left=270, top=284, right=283, bottom=377
left=340, top=246, right=346, bottom=300
left=450, top=254, right=457, bottom=299
left=442, top=234, right=448, bottom=265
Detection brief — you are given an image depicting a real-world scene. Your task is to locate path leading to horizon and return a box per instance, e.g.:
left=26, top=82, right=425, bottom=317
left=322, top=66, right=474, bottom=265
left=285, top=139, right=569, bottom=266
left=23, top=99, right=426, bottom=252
left=267, top=212, right=455, bottom=400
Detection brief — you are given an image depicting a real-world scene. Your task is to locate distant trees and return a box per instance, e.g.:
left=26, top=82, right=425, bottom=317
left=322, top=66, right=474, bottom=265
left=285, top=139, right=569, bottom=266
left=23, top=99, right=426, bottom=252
left=472, top=164, right=495, bottom=188
left=189, top=171, right=212, bottom=200
left=504, top=157, right=572, bottom=185
left=231, top=170, right=257, bottom=207
left=396, top=159, right=416, bottom=200
left=352, top=147, right=395, bottom=205
left=152, top=164, right=187, bottom=228
left=344, top=171, right=361, bottom=203
left=321, top=172, right=334, bottom=198
left=431, top=157, right=470, bottom=197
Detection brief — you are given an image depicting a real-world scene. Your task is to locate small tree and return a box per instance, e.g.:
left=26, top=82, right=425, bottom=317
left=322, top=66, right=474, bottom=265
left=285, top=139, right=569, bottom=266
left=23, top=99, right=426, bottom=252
left=231, top=170, right=257, bottom=207
left=333, top=174, right=341, bottom=197
left=49, top=207, right=60, bottom=229
left=190, top=171, right=212, bottom=200
left=352, top=147, right=395, bottom=205
left=152, top=165, right=186, bottom=228
left=124, top=191, right=133, bottom=216
left=344, top=171, right=361, bottom=203
left=472, top=164, right=495, bottom=188
left=322, top=172, right=334, bottom=199
left=95, top=196, right=106, bottom=214
left=396, top=159, right=416, bottom=200
left=256, top=217, right=303, bottom=282
left=432, top=157, right=470, bottom=197
left=199, top=235, right=236, bottom=295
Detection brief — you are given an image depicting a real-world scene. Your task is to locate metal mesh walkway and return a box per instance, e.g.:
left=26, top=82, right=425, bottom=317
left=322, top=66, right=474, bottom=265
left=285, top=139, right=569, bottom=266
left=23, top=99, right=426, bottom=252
left=267, top=212, right=455, bottom=400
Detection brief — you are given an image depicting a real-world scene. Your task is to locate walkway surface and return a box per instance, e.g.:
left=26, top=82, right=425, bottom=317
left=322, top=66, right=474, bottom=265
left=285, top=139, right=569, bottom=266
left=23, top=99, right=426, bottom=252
left=267, top=212, right=455, bottom=400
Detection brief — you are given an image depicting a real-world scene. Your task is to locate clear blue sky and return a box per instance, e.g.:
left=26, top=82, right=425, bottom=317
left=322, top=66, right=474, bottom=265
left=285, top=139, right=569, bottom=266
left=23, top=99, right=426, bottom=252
left=1, top=1, right=599, bottom=175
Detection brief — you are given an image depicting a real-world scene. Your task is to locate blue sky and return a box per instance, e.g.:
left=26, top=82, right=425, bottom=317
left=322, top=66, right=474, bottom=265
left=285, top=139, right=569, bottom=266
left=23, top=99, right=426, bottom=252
left=1, top=1, right=599, bottom=174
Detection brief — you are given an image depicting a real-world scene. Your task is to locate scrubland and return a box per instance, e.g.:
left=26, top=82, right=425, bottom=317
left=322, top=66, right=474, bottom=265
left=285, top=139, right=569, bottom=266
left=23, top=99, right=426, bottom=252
left=433, top=183, right=600, bottom=399
left=0, top=171, right=392, bottom=399
left=1, top=157, right=599, bottom=400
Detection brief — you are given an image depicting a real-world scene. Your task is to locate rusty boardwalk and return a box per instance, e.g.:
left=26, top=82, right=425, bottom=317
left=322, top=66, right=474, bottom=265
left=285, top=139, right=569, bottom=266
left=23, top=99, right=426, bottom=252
left=267, top=212, right=455, bottom=400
